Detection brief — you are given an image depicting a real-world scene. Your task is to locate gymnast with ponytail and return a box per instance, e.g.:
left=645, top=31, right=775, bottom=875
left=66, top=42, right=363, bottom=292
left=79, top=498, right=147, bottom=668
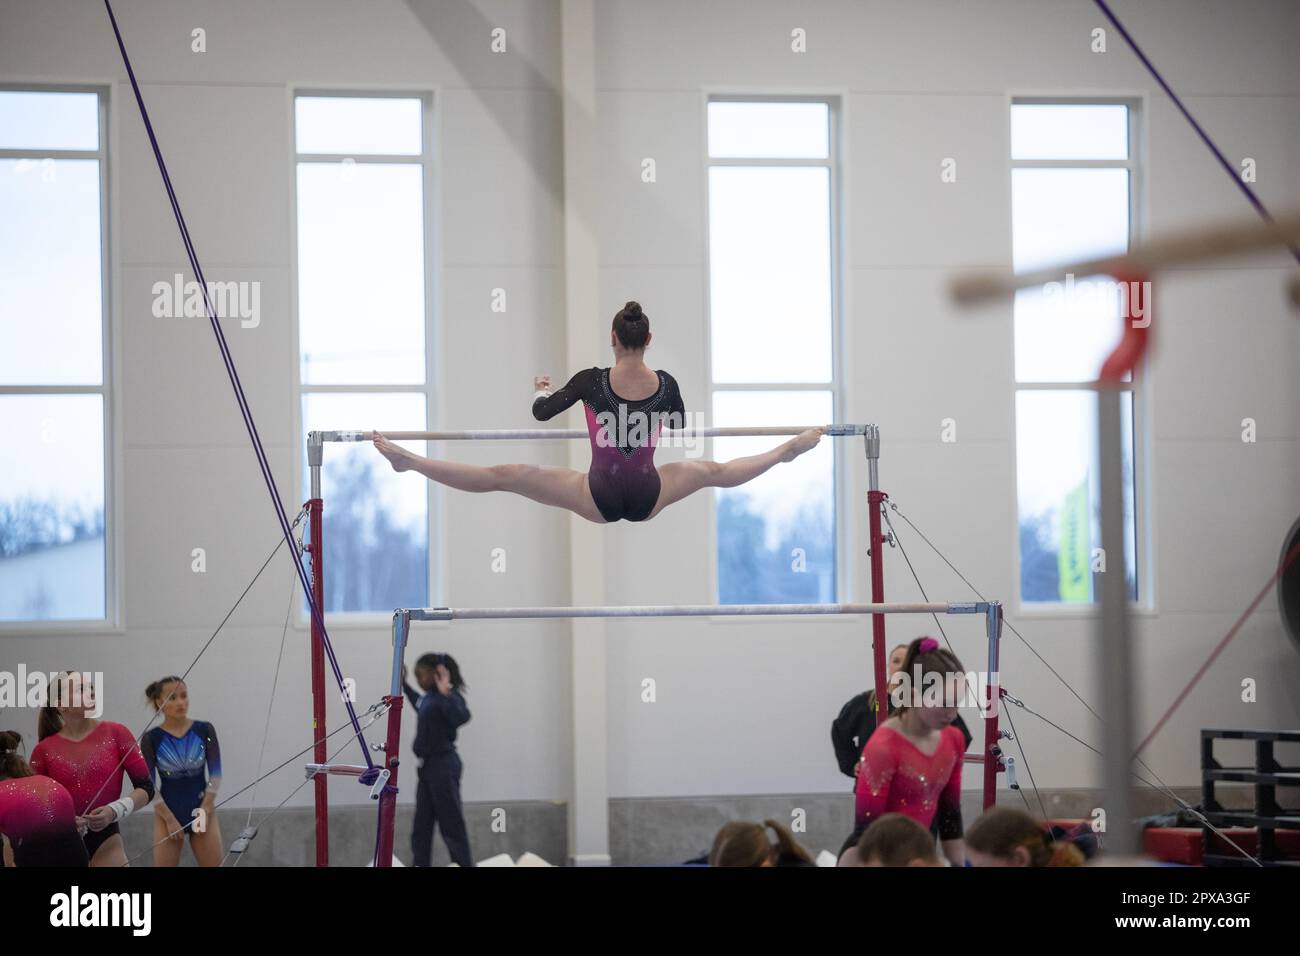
left=29, top=672, right=155, bottom=867
left=373, top=300, right=825, bottom=523
left=140, top=676, right=224, bottom=867
left=837, top=637, right=969, bottom=867
left=0, top=730, right=89, bottom=867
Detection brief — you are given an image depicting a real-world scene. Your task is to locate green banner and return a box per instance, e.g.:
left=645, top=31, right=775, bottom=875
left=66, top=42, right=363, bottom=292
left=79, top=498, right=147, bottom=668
left=1057, top=477, right=1091, bottom=602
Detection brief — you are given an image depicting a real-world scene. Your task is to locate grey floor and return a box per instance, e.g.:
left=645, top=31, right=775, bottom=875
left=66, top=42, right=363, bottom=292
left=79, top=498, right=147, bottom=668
left=115, top=786, right=1242, bottom=866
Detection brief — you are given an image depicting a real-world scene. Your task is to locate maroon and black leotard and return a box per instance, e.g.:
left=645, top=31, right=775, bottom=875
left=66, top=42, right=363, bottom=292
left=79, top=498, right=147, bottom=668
left=533, top=367, right=686, bottom=522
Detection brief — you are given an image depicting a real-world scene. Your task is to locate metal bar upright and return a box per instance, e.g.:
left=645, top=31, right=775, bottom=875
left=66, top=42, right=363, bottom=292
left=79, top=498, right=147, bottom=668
left=375, top=611, right=410, bottom=867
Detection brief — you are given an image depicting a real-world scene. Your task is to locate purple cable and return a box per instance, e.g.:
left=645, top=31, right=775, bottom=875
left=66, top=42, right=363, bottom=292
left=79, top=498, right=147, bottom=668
left=1092, top=0, right=1300, bottom=264
left=102, top=0, right=373, bottom=769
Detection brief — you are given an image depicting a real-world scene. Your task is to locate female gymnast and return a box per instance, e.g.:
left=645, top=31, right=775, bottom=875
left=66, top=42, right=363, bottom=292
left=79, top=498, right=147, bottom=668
left=837, top=637, right=968, bottom=867
left=372, top=301, right=824, bottom=522
left=140, top=677, right=224, bottom=867
left=0, top=730, right=89, bottom=868
left=30, top=672, right=155, bottom=867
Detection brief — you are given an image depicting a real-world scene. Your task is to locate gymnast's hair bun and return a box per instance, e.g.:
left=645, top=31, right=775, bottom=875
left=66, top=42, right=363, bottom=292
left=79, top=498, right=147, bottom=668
left=613, top=301, right=650, bottom=349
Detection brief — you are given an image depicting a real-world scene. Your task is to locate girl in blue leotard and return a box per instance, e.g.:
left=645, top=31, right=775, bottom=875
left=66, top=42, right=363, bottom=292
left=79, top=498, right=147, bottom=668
left=141, top=677, right=223, bottom=867
left=372, top=301, right=824, bottom=522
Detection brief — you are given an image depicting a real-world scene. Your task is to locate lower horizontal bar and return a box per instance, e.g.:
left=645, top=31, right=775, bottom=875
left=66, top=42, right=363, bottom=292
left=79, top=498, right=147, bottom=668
left=317, top=424, right=873, bottom=442
left=406, top=602, right=984, bottom=622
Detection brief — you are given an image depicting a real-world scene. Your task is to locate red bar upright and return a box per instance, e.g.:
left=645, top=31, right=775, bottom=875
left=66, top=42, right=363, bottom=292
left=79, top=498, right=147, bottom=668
left=307, top=497, right=329, bottom=867
left=374, top=694, right=404, bottom=867
left=867, top=489, right=889, bottom=723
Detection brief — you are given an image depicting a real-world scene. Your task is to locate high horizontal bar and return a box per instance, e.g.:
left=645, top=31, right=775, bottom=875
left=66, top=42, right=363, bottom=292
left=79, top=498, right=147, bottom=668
left=404, top=602, right=987, bottom=622
left=315, top=424, right=874, bottom=442
left=950, top=209, right=1300, bottom=304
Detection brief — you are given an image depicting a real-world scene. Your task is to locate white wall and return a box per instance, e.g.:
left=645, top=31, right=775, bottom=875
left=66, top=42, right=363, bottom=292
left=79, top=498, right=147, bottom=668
left=0, top=0, right=1296, bottom=815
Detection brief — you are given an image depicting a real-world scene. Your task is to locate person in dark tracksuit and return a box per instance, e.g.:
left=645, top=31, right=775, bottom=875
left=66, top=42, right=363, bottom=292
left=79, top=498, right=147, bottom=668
left=403, top=652, right=472, bottom=867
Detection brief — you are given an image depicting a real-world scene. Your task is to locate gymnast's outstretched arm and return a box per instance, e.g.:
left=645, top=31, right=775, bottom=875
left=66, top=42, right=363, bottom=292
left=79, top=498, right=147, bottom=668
left=532, top=368, right=595, bottom=421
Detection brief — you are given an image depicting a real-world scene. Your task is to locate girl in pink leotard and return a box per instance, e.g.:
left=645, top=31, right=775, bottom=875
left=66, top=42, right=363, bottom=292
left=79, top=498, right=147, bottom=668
left=0, top=730, right=88, bottom=868
left=29, top=672, right=155, bottom=867
left=845, top=637, right=969, bottom=867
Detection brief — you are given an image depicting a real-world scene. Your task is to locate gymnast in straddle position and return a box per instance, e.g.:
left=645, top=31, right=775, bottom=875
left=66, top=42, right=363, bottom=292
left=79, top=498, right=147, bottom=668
left=372, top=301, right=823, bottom=522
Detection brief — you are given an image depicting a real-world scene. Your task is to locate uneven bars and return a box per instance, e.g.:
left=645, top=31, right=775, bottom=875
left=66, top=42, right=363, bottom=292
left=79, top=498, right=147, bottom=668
left=403, top=601, right=987, bottom=621
left=316, top=424, right=873, bottom=442
left=950, top=209, right=1300, bottom=304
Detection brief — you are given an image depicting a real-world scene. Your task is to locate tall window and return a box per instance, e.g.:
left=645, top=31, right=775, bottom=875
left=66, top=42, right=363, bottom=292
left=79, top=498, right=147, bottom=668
left=706, top=99, right=838, bottom=604
left=0, top=89, right=109, bottom=624
left=1011, top=101, right=1139, bottom=605
left=294, top=93, right=433, bottom=614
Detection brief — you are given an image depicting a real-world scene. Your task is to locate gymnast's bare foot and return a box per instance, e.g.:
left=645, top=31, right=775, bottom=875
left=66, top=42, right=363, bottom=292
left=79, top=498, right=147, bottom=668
left=372, top=431, right=413, bottom=472
left=779, top=427, right=824, bottom=463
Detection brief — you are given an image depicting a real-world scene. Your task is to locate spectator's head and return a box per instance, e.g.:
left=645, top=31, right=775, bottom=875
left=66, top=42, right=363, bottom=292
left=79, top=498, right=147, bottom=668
left=414, top=653, right=467, bottom=693
left=709, top=819, right=812, bottom=867
left=0, top=730, right=33, bottom=782
left=144, top=675, right=187, bottom=719
left=892, top=636, right=965, bottom=730
left=888, top=643, right=908, bottom=675
left=857, top=813, right=943, bottom=867
left=966, top=807, right=1085, bottom=867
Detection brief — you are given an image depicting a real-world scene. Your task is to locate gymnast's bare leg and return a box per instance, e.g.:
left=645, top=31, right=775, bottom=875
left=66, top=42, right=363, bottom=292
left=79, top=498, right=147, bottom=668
left=648, top=427, right=825, bottom=519
left=372, top=432, right=607, bottom=523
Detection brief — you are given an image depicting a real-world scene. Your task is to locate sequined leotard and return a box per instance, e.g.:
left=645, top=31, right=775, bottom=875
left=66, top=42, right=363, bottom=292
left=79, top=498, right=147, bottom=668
left=532, top=367, right=686, bottom=522
left=142, top=721, right=222, bottom=827
left=30, top=721, right=155, bottom=858
left=0, top=775, right=88, bottom=867
left=854, top=723, right=965, bottom=837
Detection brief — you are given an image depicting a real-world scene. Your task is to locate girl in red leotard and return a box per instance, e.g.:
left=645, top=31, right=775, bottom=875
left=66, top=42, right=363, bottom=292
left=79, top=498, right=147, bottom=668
left=841, top=637, right=969, bottom=867
left=372, top=301, right=824, bottom=522
left=0, top=730, right=88, bottom=868
left=30, top=672, right=155, bottom=867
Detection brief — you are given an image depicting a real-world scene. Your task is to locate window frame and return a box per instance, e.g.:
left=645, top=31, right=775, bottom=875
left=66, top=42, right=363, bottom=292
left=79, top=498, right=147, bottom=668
left=701, top=92, right=847, bottom=608
left=0, top=83, right=118, bottom=633
left=289, top=88, right=441, bottom=628
left=1007, top=94, right=1153, bottom=617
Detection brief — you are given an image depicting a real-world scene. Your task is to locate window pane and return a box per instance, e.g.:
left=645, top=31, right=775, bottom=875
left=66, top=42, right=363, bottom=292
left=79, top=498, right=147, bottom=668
left=1011, top=104, right=1128, bottom=160
left=0, top=159, right=104, bottom=385
left=296, top=162, right=426, bottom=384
left=1012, top=168, right=1129, bottom=274
left=295, top=96, right=422, bottom=155
left=713, top=391, right=835, bottom=604
left=1016, top=390, right=1136, bottom=604
left=0, top=394, right=105, bottom=621
left=708, top=101, right=829, bottom=159
left=0, top=91, right=99, bottom=150
left=709, top=167, right=832, bottom=383
left=302, top=393, right=428, bottom=614
left=1014, top=278, right=1125, bottom=382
